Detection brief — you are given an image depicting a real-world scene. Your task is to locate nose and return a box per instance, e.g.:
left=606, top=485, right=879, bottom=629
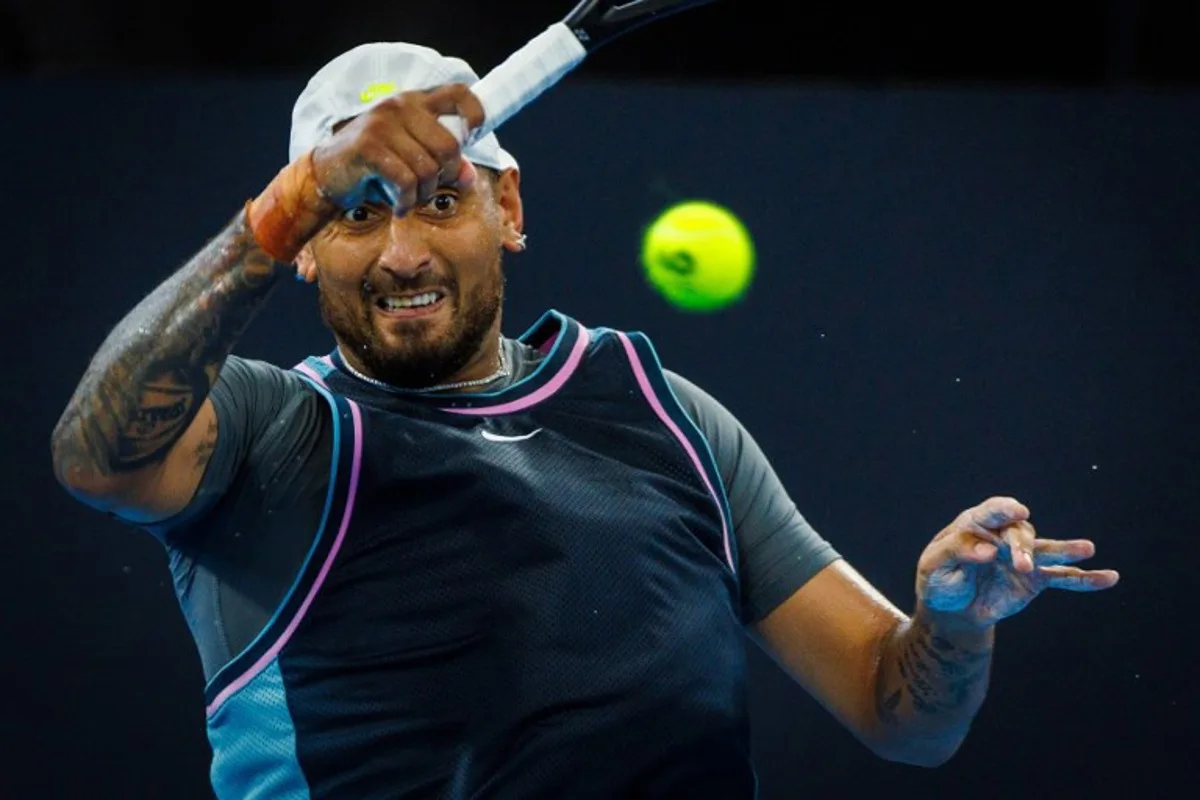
left=377, top=216, right=433, bottom=278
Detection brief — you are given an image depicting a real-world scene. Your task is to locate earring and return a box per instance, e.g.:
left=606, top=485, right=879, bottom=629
left=514, top=233, right=528, bottom=251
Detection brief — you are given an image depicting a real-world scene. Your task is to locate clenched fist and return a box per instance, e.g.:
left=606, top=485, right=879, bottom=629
left=311, top=83, right=485, bottom=214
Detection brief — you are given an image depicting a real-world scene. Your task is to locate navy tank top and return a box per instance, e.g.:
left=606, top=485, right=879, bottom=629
left=203, top=311, right=755, bottom=799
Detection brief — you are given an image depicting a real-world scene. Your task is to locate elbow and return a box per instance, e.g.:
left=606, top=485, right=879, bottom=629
left=50, top=451, right=104, bottom=506
left=50, top=431, right=162, bottom=521
left=867, top=732, right=966, bottom=769
left=50, top=412, right=84, bottom=488
left=50, top=430, right=92, bottom=494
left=49, top=429, right=116, bottom=504
left=879, top=747, right=959, bottom=770
left=50, top=433, right=79, bottom=492
left=50, top=457, right=129, bottom=517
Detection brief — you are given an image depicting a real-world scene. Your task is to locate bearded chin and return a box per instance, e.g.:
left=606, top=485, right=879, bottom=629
left=320, top=280, right=503, bottom=390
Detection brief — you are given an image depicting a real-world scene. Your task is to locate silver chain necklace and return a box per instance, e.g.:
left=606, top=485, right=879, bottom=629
left=338, top=337, right=510, bottom=394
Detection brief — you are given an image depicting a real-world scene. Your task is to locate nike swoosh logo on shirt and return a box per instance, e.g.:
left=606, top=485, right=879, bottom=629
left=480, top=428, right=543, bottom=443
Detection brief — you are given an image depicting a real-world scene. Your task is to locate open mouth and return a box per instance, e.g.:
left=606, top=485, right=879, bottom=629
left=374, top=291, right=447, bottom=317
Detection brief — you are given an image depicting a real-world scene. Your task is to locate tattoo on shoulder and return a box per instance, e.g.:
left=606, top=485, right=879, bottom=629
left=193, top=414, right=219, bottom=469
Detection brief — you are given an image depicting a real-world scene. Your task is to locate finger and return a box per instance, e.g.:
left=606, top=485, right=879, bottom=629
left=969, top=496, right=1031, bottom=532
left=404, top=106, right=469, bottom=183
left=924, top=530, right=1002, bottom=571
left=387, top=132, right=444, bottom=206
left=962, top=538, right=999, bottom=564
left=1002, top=521, right=1038, bottom=573
left=422, top=83, right=486, bottom=131
left=455, top=159, right=478, bottom=190
left=293, top=249, right=317, bottom=283
left=1033, top=538, right=1096, bottom=566
left=1038, top=565, right=1120, bottom=591
left=364, top=148, right=418, bottom=211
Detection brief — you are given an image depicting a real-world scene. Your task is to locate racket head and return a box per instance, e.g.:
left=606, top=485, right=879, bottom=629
left=564, top=0, right=721, bottom=51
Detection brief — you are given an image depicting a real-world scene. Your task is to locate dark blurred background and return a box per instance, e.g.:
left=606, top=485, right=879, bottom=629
left=2, top=2, right=1198, bottom=799
left=2, top=0, right=1198, bottom=85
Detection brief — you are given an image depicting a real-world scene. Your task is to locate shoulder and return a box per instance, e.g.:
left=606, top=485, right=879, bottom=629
left=659, top=369, right=750, bottom=497
left=214, top=355, right=330, bottom=448
left=210, top=355, right=324, bottom=431
left=216, top=354, right=312, bottom=397
left=662, top=369, right=737, bottom=434
left=146, top=356, right=329, bottom=540
left=661, top=370, right=842, bottom=623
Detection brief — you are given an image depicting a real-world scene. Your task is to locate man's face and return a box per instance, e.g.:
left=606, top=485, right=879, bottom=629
left=309, top=166, right=523, bottom=388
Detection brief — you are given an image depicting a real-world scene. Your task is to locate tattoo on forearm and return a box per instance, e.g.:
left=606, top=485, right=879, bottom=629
left=875, top=617, right=993, bottom=728
left=52, top=212, right=286, bottom=482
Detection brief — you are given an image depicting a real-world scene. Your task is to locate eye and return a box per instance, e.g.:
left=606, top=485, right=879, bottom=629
left=425, top=192, right=458, bottom=215
left=342, top=206, right=375, bottom=224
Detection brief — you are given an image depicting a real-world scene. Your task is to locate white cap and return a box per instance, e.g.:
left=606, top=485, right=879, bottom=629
left=288, top=42, right=519, bottom=172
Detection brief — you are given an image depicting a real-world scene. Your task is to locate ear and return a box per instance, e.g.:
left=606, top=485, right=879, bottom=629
left=295, top=246, right=318, bottom=283
left=493, top=168, right=526, bottom=253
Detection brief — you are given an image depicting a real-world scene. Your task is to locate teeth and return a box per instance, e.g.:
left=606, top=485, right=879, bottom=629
left=382, top=292, right=440, bottom=310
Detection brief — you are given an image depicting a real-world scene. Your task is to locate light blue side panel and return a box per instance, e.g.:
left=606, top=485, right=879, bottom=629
left=207, top=660, right=311, bottom=800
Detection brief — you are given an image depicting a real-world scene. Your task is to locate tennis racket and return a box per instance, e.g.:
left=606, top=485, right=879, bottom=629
left=438, top=0, right=720, bottom=145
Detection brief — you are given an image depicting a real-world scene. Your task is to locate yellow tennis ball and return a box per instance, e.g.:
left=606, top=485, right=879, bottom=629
left=640, top=200, right=756, bottom=312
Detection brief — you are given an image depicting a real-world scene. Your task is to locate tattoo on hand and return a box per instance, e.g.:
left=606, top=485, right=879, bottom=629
left=52, top=212, right=284, bottom=482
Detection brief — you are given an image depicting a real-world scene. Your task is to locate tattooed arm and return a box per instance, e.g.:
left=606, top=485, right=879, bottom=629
left=752, top=559, right=993, bottom=768
left=50, top=211, right=291, bottom=522
left=869, top=604, right=994, bottom=763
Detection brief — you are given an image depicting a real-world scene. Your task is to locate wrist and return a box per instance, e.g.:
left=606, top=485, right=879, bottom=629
left=913, top=601, right=996, bottom=645
left=245, top=149, right=338, bottom=263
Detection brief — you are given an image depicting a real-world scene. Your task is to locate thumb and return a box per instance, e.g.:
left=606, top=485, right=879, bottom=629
left=969, top=496, right=1031, bottom=531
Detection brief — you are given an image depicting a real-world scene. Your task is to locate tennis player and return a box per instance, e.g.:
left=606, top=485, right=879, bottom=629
left=50, top=43, right=1118, bottom=799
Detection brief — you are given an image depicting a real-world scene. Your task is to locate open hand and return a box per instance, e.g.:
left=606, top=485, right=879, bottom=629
left=915, top=497, right=1119, bottom=628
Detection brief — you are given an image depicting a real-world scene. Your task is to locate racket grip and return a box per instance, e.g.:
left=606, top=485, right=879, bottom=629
left=437, top=21, right=587, bottom=147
